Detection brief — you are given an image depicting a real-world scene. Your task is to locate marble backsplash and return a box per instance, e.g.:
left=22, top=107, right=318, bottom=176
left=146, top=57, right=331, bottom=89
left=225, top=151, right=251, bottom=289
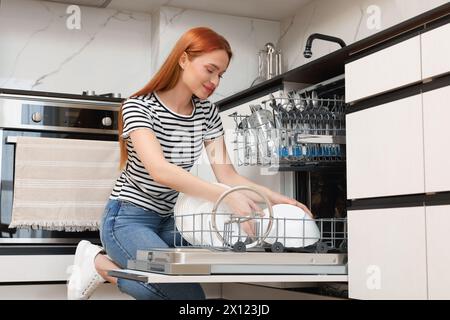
left=0, top=0, right=152, bottom=97
left=1, top=0, right=447, bottom=97
left=279, top=0, right=448, bottom=72
left=0, top=0, right=280, bottom=98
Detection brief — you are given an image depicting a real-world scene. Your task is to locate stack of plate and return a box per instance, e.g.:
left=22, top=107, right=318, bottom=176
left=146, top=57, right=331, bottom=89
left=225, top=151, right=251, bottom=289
left=174, top=183, right=246, bottom=247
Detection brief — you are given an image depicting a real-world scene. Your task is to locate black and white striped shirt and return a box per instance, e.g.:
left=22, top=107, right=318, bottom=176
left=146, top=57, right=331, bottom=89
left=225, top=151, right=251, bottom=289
left=110, top=91, right=224, bottom=216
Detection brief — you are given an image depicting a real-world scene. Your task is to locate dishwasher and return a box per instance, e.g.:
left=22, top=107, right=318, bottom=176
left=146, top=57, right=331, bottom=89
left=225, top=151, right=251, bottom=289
left=124, top=75, right=348, bottom=277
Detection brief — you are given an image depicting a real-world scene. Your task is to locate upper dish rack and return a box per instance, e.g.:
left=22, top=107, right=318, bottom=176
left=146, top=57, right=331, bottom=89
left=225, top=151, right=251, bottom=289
left=228, top=87, right=347, bottom=170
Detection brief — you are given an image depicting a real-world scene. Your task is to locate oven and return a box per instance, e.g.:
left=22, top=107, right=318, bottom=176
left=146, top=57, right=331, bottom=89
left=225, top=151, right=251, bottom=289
left=0, top=92, right=120, bottom=250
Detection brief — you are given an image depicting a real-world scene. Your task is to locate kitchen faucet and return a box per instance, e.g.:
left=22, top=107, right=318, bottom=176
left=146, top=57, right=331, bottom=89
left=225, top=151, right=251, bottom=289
left=303, top=33, right=346, bottom=58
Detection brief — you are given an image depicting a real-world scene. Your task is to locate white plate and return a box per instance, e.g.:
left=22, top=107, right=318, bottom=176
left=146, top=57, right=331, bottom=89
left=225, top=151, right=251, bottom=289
left=174, top=183, right=245, bottom=247
left=262, top=204, right=320, bottom=248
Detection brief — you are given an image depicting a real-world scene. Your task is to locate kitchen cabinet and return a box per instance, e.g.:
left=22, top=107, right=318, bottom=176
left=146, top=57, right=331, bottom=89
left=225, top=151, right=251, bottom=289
left=423, top=85, right=450, bottom=193
left=0, top=255, right=73, bottom=282
left=0, top=283, right=132, bottom=300
left=347, top=206, right=428, bottom=299
left=345, top=19, right=450, bottom=300
left=425, top=204, right=450, bottom=300
left=421, top=23, right=450, bottom=80
left=345, top=21, right=450, bottom=103
left=346, top=94, right=425, bottom=199
left=345, top=35, right=422, bottom=103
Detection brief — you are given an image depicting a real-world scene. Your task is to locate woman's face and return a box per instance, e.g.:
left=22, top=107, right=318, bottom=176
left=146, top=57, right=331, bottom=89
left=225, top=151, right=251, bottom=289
left=180, top=49, right=229, bottom=100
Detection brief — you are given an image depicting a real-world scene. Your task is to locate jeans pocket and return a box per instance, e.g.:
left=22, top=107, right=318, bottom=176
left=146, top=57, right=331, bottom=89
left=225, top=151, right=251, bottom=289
left=100, top=200, right=120, bottom=243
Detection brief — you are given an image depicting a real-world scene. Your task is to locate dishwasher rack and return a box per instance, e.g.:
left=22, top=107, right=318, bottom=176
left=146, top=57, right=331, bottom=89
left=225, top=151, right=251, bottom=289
left=173, top=212, right=347, bottom=253
left=173, top=186, right=347, bottom=253
left=229, top=89, right=347, bottom=168
left=126, top=186, right=348, bottom=276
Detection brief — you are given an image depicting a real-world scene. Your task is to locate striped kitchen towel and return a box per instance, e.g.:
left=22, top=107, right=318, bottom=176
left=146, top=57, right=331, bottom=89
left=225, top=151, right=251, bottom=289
left=10, top=136, right=120, bottom=231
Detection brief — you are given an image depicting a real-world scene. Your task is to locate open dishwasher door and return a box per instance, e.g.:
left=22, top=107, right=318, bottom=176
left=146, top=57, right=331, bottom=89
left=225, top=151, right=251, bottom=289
left=127, top=248, right=347, bottom=276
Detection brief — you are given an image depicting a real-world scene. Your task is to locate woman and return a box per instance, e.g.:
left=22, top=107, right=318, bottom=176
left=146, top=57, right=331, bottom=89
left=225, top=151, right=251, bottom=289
left=67, top=26, right=312, bottom=300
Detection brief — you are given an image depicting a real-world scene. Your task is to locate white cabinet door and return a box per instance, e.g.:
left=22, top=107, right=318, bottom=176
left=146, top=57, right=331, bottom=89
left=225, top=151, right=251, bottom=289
left=346, top=94, right=425, bottom=199
left=348, top=207, right=428, bottom=300
left=426, top=204, right=450, bottom=300
left=345, top=35, right=422, bottom=103
left=421, top=23, right=450, bottom=80
left=0, top=255, right=73, bottom=282
left=423, top=85, right=450, bottom=193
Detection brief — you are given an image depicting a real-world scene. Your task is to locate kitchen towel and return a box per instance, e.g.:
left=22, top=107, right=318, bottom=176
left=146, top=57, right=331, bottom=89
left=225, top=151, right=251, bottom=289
left=9, top=136, right=120, bottom=232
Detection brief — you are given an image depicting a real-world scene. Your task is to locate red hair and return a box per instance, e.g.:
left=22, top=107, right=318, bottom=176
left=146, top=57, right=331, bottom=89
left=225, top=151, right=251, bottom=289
left=118, top=27, right=232, bottom=170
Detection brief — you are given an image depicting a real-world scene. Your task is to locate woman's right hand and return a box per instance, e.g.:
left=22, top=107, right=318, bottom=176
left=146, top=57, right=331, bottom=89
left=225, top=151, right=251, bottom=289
left=223, top=191, right=263, bottom=237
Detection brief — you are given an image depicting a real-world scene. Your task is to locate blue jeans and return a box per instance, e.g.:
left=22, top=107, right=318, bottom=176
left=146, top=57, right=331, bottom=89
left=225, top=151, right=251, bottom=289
left=99, top=199, right=205, bottom=300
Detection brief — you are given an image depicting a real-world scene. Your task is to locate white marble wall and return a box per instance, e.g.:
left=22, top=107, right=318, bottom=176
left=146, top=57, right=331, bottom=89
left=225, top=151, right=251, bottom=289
left=0, top=0, right=152, bottom=97
left=0, top=1, right=281, bottom=99
left=280, top=0, right=449, bottom=72
left=3, top=0, right=446, bottom=99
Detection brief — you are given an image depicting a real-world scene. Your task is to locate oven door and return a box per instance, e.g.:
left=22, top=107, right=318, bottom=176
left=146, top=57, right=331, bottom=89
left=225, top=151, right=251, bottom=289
left=0, top=129, right=117, bottom=246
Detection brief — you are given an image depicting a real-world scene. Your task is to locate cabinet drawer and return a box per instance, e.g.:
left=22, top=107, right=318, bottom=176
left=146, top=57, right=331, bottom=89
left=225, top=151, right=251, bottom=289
left=346, top=94, right=424, bottom=199
left=348, top=207, right=427, bottom=299
left=423, top=85, right=450, bottom=193
left=426, top=204, right=450, bottom=300
left=421, top=23, right=450, bottom=80
left=345, top=35, right=422, bottom=103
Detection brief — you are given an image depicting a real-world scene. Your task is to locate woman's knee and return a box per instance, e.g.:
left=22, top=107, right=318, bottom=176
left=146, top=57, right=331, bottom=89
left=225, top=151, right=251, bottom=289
left=103, top=218, right=176, bottom=270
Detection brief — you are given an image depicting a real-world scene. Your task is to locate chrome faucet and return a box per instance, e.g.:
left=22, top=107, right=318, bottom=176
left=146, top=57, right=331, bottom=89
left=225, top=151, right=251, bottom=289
left=303, top=33, right=346, bottom=58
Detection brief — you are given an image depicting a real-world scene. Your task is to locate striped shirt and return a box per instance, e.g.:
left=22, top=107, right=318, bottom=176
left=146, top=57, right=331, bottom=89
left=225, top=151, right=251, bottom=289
left=109, top=91, right=224, bottom=216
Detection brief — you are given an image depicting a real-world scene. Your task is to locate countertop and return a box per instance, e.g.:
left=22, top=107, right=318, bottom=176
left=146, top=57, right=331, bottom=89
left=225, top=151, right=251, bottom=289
left=0, top=87, right=124, bottom=103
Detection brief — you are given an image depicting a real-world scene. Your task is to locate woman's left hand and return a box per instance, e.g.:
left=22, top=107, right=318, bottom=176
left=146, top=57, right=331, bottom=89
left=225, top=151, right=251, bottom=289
left=267, top=191, right=314, bottom=218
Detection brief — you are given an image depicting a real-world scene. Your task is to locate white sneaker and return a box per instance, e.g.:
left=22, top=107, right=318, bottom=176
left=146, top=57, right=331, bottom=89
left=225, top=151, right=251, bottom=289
left=67, top=240, right=105, bottom=300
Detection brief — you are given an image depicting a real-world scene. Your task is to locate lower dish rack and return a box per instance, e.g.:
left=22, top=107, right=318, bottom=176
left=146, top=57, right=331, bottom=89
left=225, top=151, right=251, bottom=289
left=127, top=186, right=348, bottom=276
